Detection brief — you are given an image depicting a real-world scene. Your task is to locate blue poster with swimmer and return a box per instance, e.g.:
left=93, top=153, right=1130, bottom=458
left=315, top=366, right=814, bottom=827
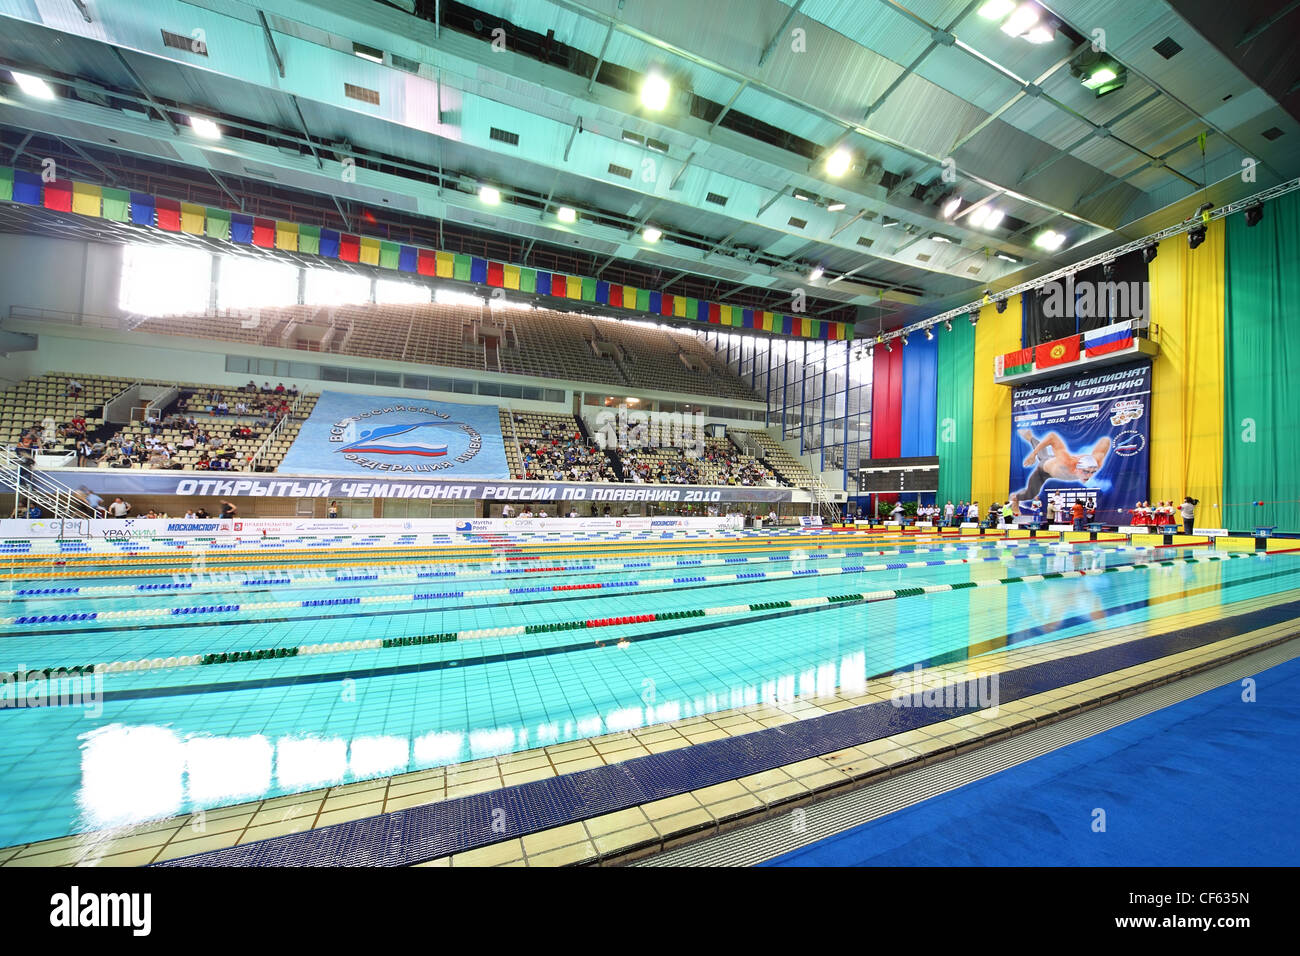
left=1008, top=362, right=1150, bottom=524
left=278, top=391, right=510, bottom=478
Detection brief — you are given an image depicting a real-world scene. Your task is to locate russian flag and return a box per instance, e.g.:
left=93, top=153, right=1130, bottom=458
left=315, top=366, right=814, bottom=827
left=1085, top=321, right=1134, bottom=357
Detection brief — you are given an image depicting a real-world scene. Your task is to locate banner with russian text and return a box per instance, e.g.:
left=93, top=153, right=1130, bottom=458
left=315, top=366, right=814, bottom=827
left=1008, top=362, right=1151, bottom=524
left=277, top=390, right=510, bottom=478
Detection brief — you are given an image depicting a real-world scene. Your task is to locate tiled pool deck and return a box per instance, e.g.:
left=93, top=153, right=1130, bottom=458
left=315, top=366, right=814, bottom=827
left=5, top=579, right=1296, bottom=868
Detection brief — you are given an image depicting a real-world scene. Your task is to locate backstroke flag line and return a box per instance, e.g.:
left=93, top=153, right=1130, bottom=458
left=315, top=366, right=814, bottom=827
left=1008, top=362, right=1151, bottom=524
left=278, top=391, right=511, bottom=478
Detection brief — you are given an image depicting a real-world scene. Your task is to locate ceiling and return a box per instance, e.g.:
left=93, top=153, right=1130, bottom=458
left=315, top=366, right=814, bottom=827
left=0, top=0, right=1297, bottom=331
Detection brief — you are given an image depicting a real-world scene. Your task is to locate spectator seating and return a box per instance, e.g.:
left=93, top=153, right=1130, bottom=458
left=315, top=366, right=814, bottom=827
left=729, top=429, right=818, bottom=487
left=133, top=303, right=761, bottom=401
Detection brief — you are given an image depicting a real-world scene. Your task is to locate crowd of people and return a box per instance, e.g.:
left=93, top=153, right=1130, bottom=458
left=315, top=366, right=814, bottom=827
left=624, top=452, right=702, bottom=485
left=517, top=433, right=618, bottom=482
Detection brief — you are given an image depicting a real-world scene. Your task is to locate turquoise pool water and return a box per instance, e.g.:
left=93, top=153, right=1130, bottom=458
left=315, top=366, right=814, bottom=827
left=0, top=537, right=1295, bottom=848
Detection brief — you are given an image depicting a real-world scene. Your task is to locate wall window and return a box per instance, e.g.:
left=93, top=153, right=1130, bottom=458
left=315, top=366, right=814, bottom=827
left=219, top=255, right=299, bottom=309
left=376, top=279, right=431, bottom=304
left=304, top=268, right=370, bottom=305
left=119, top=244, right=211, bottom=316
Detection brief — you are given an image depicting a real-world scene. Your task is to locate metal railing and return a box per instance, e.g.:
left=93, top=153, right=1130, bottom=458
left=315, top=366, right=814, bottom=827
left=0, top=447, right=106, bottom=519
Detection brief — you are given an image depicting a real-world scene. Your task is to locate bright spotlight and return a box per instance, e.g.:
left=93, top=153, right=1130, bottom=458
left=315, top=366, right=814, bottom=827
left=479, top=186, right=501, bottom=204
left=1034, top=229, right=1066, bottom=251
left=809, top=265, right=825, bottom=281
left=978, top=0, right=1016, bottom=18
left=640, top=72, right=671, bottom=111
left=189, top=116, right=222, bottom=140
left=825, top=148, right=852, bottom=178
left=642, top=226, right=663, bottom=242
left=10, top=71, right=55, bottom=100
left=1001, top=3, right=1040, bottom=37
left=943, top=196, right=962, bottom=218
left=557, top=206, right=577, bottom=224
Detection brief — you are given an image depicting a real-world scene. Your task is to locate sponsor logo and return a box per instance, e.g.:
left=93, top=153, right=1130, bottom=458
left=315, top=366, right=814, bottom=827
left=1109, top=399, right=1144, bottom=427
left=1113, top=429, right=1146, bottom=457
left=166, top=522, right=221, bottom=532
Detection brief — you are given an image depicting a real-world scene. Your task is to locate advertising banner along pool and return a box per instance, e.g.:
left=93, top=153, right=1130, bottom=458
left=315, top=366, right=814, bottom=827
left=278, top=391, right=511, bottom=478
left=1009, top=362, right=1151, bottom=524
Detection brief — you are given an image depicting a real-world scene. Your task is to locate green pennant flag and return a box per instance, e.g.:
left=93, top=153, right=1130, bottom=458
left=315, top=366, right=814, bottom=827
left=452, top=254, right=472, bottom=281
left=299, top=224, right=320, bottom=255
left=635, top=288, right=650, bottom=312
left=101, top=188, right=130, bottom=223
left=379, top=241, right=400, bottom=270
left=580, top=276, right=597, bottom=301
left=519, top=268, right=536, bottom=293
left=0, top=166, right=12, bottom=203
left=205, top=207, right=231, bottom=241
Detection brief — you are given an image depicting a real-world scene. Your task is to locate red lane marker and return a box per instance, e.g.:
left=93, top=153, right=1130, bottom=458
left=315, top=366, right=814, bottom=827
left=553, top=583, right=601, bottom=591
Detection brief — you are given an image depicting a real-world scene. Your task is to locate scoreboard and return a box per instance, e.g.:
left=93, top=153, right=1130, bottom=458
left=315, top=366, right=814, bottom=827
left=858, top=456, right=939, bottom=494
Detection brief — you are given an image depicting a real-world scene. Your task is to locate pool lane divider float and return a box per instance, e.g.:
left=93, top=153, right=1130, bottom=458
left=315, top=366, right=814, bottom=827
left=0, top=538, right=1151, bottom=600
left=0, top=531, right=910, bottom=573
left=0, top=552, right=1259, bottom=682
left=0, top=541, right=1163, bottom=625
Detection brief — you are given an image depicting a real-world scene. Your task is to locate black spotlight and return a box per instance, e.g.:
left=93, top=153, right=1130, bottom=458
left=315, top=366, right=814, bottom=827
left=1245, top=204, right=1264, bottom=228
left=995, top=298, right=1008, bottom=314
left=1188, top=224, right=1207, bottom=250
left=885, top=339, right=893, bottom=352
left=1102, top=260, right=1116, bottom=280
left=944, top=319, right=953, bottom=332
left=1142, top=244, right=1158, bottom=264
left=969, top=310, right=979, bottom=327
left=901, top=334, right=909, bottom=346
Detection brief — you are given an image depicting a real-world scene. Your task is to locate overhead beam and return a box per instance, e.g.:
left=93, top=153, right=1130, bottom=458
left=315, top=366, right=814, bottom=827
left=758, top=0, right=806, bottom=67
left=109, top=49, right=180, bottom=135
left=258, top=10, right=286, bottom=79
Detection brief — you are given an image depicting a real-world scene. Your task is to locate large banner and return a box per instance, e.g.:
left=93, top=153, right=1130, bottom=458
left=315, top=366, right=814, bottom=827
left=278, top=391, right=510, bottom=478
left=63, top=472, right=797, bottom=503
left=1009, top=362, right=1150, bottom=524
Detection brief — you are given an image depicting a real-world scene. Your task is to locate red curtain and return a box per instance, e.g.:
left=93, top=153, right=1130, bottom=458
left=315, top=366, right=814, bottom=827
left=870, top=344, right=904, bottom=458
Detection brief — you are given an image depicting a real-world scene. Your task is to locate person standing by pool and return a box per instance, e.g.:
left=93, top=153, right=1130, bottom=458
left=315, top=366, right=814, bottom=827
left=219, top=499, right=238, bottom=519
left=328, top=501, right=340, bottom=519
left=1180, top=496, right=1197, bottom=535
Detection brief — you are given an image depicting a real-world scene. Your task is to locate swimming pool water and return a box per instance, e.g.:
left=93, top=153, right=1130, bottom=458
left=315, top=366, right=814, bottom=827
left=0, top=536, right=1294, bottom=848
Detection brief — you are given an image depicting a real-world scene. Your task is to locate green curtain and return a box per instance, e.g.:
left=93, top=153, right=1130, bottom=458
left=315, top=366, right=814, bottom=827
left=935, top=316, right=976, bottom=507
left=1224, top=191, right=1300, bottom=531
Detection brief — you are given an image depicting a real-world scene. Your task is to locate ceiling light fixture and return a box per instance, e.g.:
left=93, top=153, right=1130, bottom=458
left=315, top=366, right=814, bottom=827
left=924, top=327, right=934, bottom=340
left=10, top=71, right=55, bottom=100
left=826, top=148, right=852, bottom=178
left=931, top=233, right=953, bottom=243
left=189, top=116, right=222, bottom=140
left=1141, top=244, right=1158, bottom=264
left=984, top=208, right=1005, bottom=229
left=640, top=72, right=671, bottom=111
left=479, top=185, right=501, bottom=204
left=968, top=206, right=990, bottom=227
left=1245, top=204, right=1264, bottom=227
left=1034, top=229, right=1066, bottom=251
left=809, top=264, right=825, bottom=281
left=1188, top=224, right=1206, bottom=250
left=944, top=319, right=953, bottom=332
left=996, top=252, right=1020, bottom=264
left=943, top=196, right=963, bottom=218
left=557, top=206, right=577, bottom=224
left=978, top=0, right=1016, bottom=18
left=826, top=201, right=847, bottom=212
left=1001, top=3, right=1040, bottom=38
left=642, top=226, right=663, bottom=242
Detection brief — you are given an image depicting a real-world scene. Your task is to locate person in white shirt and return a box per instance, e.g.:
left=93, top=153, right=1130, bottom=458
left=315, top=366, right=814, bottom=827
left=108, top=497, right=131, bottom=518
left=945, top=501, right=956, bottom=526
left=767, top=509, right=778, bottom=525
left=967, top=501, right=979, bottom=522
left=501, top=504, right=514, bottom=518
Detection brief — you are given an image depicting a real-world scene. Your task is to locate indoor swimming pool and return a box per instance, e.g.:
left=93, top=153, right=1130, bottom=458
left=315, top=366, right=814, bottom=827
left=0, top=531, right=1293, bottom=853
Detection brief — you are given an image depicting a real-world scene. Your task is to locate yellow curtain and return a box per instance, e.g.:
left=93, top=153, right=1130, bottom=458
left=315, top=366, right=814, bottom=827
left=1148, top=221, right=1225, bottom=514
left=970, top=297, right=1021, bottom=508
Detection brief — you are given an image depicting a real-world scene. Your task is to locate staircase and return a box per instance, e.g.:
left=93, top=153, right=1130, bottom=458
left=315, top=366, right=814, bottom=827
left=0, top=448, right=106, bottom=519
left=808, top=477, right=842, bottom=523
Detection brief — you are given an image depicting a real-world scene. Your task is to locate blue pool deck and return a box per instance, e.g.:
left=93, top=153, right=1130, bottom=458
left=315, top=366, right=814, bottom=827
left=0, top=528, right=1296, bottom=866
